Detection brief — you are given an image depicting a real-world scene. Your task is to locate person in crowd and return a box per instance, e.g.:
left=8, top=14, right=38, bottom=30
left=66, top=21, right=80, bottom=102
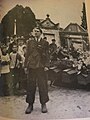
left=57, top=47, right=69, bottom=60
left=0, top=44, right=12, bottom=96
left=40, top=36, right=49, bottom=49
left=38, top=36, right=50, bottom=65
left=69, top=44, right=80, bottom=59
left=17, top=37, right=27, bottom=91
left=18, top=37, right=26, bottom=66
left=49, top=39, right=57, bottom=61
left=49, top=39, right=57, bottom=55
left=24, top=28, right=49, bottom=114
left=10, top=44, right=22, bottom=94
left=18, top=37, right=25, bottom=56
left=8, top=35, right=18, bottom=53
left=9, top=36, right=13, bottom=43
left=22, top=45, right=27, bottom=67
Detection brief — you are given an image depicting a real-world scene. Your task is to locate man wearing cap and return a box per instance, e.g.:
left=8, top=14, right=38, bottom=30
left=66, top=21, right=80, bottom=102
left=49, top=39, right=57, bottom=60
left=49, top=39, right=57, bottom=54
left=24, top=28, right=49, bottom=114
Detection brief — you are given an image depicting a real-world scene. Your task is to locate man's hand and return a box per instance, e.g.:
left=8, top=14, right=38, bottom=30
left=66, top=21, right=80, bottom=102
left=44, top=67, right=49, bottom=71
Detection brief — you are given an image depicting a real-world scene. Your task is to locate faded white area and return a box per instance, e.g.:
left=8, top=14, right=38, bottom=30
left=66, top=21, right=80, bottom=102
left=0, top=0, right=84, bottom=28
left=0, top=87, right=90, bottom=120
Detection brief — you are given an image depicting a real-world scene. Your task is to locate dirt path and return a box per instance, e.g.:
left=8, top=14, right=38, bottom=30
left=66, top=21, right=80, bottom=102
left=0, top=87, right=90, bottom=120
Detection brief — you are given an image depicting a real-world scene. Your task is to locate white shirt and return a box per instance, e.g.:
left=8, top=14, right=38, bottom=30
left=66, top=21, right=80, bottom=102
left=0, top=54, right=10, bottom=74
left=10, top=52, right=17, bottom=69
left=35, top=34, right=44, bottom=42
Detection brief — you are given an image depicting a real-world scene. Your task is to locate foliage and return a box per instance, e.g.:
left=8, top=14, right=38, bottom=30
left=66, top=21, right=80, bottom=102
left=1, top=5, right=36, bottom=39
left=81, top=2, right=87, bottom=30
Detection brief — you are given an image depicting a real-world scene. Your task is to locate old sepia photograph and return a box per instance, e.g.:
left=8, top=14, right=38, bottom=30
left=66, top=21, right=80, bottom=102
left=0, top=0, right=90, bottom=120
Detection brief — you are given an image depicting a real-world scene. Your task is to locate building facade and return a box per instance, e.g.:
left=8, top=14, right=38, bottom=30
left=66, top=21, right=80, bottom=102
left=60, top=23, right=89, bottom=51
left=36, top=14, right=63, bottom=46
left=36, top=16, right=89, bottom=50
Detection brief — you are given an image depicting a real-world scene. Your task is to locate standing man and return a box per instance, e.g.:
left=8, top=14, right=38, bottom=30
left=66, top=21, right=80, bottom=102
left=49, top=39, right=57, bottom=61
left=0, top=44, right=12, bottom=96
left=10, top=44, right=22, bottom=94
left=24, top=27, right=49, bottom=114
left=49, top=39, right=57, bottom=55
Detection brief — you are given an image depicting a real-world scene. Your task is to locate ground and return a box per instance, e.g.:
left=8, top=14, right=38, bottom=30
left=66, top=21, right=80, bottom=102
left=0, top=87, right=90, bottom=120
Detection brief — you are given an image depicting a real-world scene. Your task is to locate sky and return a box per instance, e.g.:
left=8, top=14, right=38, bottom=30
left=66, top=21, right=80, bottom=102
left=0, top=0, right=85, bottom=28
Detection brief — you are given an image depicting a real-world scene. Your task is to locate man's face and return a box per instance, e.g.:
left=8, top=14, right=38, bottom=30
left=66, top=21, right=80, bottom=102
left=18, top=40, right=24, bottom=46
left=12, top=45, right=18, bottom=52
left=34, top=28, right=41, bottom=37
left=2, top=47, right=7, bottom=53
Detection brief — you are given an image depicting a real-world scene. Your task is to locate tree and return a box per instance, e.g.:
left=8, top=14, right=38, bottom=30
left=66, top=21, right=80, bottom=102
left=1, top=5, right=36, bottom=39
left=81, top=2, right=87, bottom=30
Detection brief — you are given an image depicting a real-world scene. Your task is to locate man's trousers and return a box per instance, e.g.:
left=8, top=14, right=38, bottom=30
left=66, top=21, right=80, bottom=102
left=26, top=68, right=49, bottom=105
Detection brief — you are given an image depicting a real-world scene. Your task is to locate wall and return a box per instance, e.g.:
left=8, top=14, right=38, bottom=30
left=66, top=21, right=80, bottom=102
left=42, top=28, right=60, bottom=46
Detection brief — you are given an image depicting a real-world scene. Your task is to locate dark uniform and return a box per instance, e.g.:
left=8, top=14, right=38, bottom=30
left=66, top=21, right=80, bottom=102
left=49, top=42, right=57, bottom=55
left=49, top=39, right=57, bottom=61
left=25, top=36, right=49, bottom=105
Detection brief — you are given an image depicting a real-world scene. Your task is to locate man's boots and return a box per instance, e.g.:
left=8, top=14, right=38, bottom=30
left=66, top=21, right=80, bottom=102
left=41, top=104, right=48, bottom=113
left=25, top=104, right=33, bottom=114
left=25, top=103, right=48, bottom=114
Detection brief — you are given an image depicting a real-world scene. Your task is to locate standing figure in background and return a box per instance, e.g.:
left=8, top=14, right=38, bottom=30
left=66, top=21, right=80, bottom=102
left=38, top=36, right=50, bottom=66
left=10, top=44, right=22, bottom=94
left=18, top=37, right=25, bottom=57
left=49, top=39, right=57, bottom=54
left=49, top=39, right=57, bottom=61
left=0, top=44, right=12, bottom=96
left=17, top=37, right=26, bottom=91
left=24, top=28, right=49, bottom=114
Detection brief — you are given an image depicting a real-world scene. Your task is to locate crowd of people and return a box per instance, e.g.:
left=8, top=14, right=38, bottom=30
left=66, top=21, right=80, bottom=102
left=0, top=28, right=90, bottom=97
left=0, top=34, right=90, bottom=95
left=0, top=35, right=27, bottom=96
